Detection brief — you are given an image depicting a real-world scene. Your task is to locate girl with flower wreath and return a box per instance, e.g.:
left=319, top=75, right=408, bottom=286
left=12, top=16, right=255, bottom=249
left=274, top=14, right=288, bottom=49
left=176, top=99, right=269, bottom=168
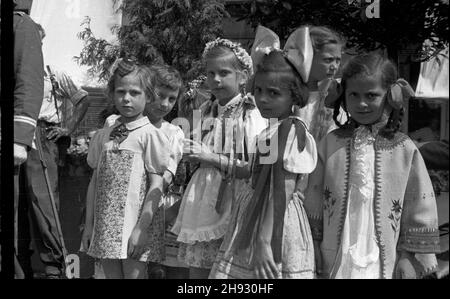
left=170, top=38, right=267, bottom=278
left=210, top=25, right=318, bottom=279
left=304, top=53, right=440, bottom=279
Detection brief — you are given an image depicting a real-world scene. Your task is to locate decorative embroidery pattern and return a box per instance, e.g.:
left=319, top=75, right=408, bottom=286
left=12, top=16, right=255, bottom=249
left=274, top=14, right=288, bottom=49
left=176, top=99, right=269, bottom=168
left=388, top=199, right=402, bottom=233
left=89, top=150, right=135, bottom=258
left=323, top=186, right=337, bottom=226
left=374, top=132, right=409, bottom=151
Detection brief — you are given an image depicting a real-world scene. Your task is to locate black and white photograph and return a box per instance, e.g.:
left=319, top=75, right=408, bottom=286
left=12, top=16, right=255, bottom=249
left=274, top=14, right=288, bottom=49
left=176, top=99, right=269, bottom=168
left=1, top=0, right=448, bottom=283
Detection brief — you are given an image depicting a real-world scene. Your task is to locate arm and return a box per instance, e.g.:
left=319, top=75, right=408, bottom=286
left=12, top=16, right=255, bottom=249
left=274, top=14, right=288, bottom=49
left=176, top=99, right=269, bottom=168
left=81, top=169, right=96, bottom=251
left=396, top=148, right=440, bottom=278
left=304, top=138, right=327, bottom=276
left=13, top=15, right=44, bottom=164
left=128, top=173, right=164, bottom=259
left=253, top=196, right=279, bottom=279
left=47, top=71, right=89, bottom=141
left=185, top=151, right=251, bottom=179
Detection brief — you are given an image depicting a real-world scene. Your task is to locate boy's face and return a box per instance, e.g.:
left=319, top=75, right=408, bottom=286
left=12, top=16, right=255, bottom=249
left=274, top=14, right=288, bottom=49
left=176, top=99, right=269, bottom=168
left=145, top=86, right=179, bottom=121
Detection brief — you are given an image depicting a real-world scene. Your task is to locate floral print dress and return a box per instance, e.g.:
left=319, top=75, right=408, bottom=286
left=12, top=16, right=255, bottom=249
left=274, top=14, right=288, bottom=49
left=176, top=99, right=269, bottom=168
left=86, top=117, right=170, bottom=259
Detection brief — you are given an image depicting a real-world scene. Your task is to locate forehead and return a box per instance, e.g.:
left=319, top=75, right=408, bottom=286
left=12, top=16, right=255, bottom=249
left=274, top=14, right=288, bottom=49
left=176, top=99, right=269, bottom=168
left=206, top=52, right=238, bottom=70
left=114, top=73, right=142, bottom=88
left=346, top=73, right=385, bottom=90
left=254, top=71, right=290, bottom=86
left=316, top=43, right=342, bottom=57
left=155, top=85, right=179, bottom=96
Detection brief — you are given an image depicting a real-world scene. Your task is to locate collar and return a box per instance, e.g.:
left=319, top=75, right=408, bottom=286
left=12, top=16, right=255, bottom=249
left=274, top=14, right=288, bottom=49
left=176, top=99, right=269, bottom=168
left=120, top=116, right=150, bottom=131
left=218, top=94, right=242, bottom=116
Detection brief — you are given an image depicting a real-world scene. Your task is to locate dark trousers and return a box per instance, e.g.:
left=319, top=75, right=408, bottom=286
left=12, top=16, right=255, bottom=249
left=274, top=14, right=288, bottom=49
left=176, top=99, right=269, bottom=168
left=16, top=125, right=64, bottom=278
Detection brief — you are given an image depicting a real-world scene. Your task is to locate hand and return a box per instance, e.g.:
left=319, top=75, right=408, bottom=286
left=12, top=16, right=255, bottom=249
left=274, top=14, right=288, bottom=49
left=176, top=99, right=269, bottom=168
left=81, top=225, right=93, bottom=252
left=183, top=152, right=214, bottom=165
left=46, top=126, right=69, bottom=141
left=14, top=143, right=27, bottom=166
left=395, top=251, right=417, bottom=279
left=183, top=139, right=211, bottom=154
left=127, top=227, right=148, bottom=260
left=253, top=240, right=279, bottom=279
left=313, top=240, right=324, bottom=278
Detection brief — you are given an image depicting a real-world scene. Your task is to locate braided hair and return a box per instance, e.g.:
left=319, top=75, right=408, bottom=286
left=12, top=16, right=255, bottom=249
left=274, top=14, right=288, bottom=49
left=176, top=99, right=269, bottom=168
left=332, top=53, right=403, bottom=139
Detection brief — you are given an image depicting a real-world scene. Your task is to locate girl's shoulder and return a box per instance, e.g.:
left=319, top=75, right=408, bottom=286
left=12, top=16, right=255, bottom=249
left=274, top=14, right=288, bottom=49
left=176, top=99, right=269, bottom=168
left=161, top=121, right=185, bottom=141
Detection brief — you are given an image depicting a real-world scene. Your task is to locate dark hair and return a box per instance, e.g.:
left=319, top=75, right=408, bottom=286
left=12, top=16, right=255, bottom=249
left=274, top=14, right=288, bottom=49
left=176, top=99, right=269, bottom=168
left=148, top=64, right=184, bottom=103
left=309, top=26, right=345, bottom=52
left=249, top=50, right=309, bottom=108
left=332, top=53, right=401, bottom=138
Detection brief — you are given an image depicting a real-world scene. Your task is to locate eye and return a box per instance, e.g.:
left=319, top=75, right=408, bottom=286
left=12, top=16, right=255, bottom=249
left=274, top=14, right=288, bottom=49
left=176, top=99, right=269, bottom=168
left=269, top=90, right=279, bottom=96
left=169, top=97, right=177, bottom=103
left=207, top=71, right=215, bottom=77
left=367, top=93, right=378, bottom=100
left=254, top=87, right=262, bottom=94
left=130, top=90, right=142, bottom=97
left=324, top=58, right=333, bottom=63
left=219, top=70, right=229, bottom=77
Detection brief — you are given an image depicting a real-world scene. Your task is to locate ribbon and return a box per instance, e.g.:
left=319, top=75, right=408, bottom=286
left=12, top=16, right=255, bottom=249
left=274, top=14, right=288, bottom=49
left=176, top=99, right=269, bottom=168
left=251, top=25, right=314, bottom=82
left=231, top=117, right=308, bottom=264
left=109, top=123, right=129, bottom=151
left=387, top=78, right=414, bottom=110
left=108, top=56, right=137, bottom=77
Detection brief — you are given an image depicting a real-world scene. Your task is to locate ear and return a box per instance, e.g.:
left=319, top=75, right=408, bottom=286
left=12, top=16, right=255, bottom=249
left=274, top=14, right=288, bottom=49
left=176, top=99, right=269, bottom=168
left=239, top=69, right=250, bottom=85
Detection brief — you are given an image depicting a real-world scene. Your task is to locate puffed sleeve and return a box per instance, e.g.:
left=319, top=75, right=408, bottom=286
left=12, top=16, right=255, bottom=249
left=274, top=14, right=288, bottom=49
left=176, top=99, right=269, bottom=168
left=304, top=135, right=328, bottom=241
left=144, top=129, right=171, bottom=175
left=283, top=118, right=317, bottom=174
left=167, top=126, right=185, bottom=176
left=86, top=129, right=107, bottom=169
left=398, top=148, right=440, bottom=254
left=103, top=114, right=120, bottom=128
left=243, top=104, right=268, bottom=156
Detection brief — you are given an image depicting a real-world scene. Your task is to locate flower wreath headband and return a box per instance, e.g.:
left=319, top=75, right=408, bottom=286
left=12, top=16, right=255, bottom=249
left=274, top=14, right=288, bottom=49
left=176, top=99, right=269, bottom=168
left=250, top=25, right=314, bottom=83
left=203, top=38, right=254, bottom=76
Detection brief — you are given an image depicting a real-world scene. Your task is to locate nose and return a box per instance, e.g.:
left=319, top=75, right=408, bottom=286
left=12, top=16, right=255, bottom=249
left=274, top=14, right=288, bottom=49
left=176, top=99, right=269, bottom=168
left=356, top=97, right=369, bottom=109
left=213, top=73, right=221, bottom=84
left=257, top=93, right=269, bottom=105
left=160, top=98, right=169, bottom=109
left=122, top=92, right=131, bottom=103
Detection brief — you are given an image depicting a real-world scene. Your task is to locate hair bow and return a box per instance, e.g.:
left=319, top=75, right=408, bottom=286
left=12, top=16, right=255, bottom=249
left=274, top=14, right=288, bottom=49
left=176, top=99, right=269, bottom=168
left=387, top=78, right=414, bottom=110
left=108, top=56, right=138, bottom=77
left=251, top=25, right=314, bottom=82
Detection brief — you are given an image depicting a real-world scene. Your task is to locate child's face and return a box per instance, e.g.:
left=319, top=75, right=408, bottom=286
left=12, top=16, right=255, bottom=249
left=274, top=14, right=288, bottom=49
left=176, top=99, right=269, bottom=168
left=254, top=72, right=294, bottom=120
left=345, top=73, right=388, bottom=125
left=145, top=86, right=179, bottom=121
left=206, top=55, right=245, bottom=105
left=309, top=43, right=342, bottom=83
left=113, top=73, right=146, bottom=123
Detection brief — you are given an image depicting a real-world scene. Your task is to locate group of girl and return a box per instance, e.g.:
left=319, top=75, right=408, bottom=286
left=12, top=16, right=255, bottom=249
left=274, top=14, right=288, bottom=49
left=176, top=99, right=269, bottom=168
left=80, top=23, right=440, bottom=279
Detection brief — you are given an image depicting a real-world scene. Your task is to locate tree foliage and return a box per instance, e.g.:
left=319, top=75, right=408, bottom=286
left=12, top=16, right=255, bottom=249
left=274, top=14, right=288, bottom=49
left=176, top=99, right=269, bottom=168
left=75, top=0, right=229, bottom=83
left=229, top=0, right=448, bottom=61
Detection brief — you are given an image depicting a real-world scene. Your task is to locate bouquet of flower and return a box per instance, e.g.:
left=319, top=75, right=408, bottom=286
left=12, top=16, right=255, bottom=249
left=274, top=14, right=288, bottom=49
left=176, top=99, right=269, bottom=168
left=67, top=137, right=89, bottom=158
